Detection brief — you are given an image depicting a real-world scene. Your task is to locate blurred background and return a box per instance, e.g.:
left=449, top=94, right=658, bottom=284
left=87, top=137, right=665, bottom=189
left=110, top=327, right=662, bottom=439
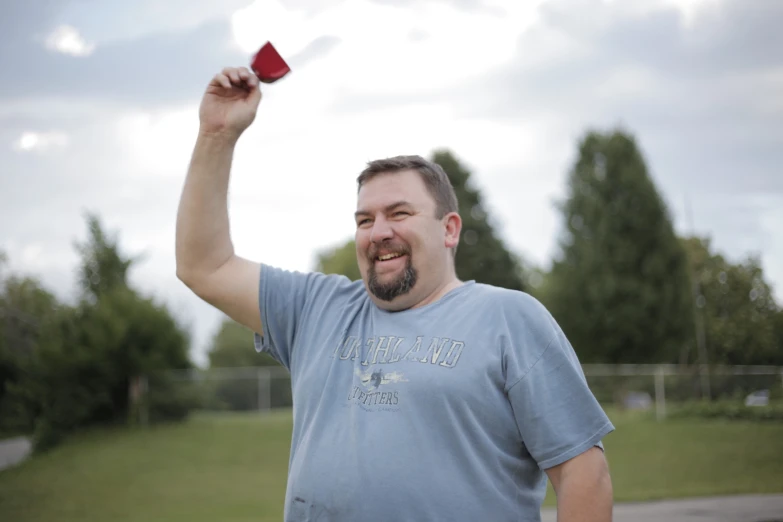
left=1, top=0, right=782, bottom=520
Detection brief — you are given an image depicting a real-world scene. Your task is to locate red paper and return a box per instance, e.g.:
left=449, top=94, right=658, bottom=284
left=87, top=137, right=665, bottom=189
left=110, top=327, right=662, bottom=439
left=251, top=42, right=291, bottom=83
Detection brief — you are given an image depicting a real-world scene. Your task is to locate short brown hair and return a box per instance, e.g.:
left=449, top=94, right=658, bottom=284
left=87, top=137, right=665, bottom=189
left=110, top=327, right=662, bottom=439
left=357, top=155, right=459, bottom=219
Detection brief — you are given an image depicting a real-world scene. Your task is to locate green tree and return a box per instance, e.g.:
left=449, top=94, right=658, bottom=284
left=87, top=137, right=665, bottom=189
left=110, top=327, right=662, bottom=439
left=1, top=219, right=195, bottom=449
left=433, top=149, right=527, bottom=292
left=523, top=264, right=551, bottom=304
left=682, top=236, right=781, bottom=366
left=74, top=212, right=141, bottom=301
left=315, top=240, right=361, bottom=281
left=545, top=129, right=693, bottom=364
left=208, top=317, right=280, bottom=368
left=28, top=215, right=193, bottom=450
left=0, top=274, right=62, bottom=435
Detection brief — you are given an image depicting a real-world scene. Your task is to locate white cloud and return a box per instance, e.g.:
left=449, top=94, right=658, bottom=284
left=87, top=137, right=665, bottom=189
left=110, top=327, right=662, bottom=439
left=20, top=243, right=45, bottom=267
left=57, top=0, right=249, bottom=47
left=44, top=25, right=95, bottom=57
left=231, top=0, right=521, bottom=96
left=231, top=0, right=313, bottom=58
left=665, top=0, right=722, bottom=26
left=12, top=131, right=69, bottom=153
left=115, top=106, right=200, bottom=178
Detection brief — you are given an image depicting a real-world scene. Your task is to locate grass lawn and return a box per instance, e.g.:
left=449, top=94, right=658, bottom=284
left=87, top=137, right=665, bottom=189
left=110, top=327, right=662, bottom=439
left=1, top=409, right=782, bottom=522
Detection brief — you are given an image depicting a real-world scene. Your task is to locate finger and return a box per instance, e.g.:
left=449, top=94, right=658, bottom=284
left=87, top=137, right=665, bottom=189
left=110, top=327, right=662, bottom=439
left=219, top=67, right=239, bottom=87
left=235, top=67, right=256, bottom=90
left=225, top=67, right=243, bottom=86
left=212, top=73, right=232, bottom=90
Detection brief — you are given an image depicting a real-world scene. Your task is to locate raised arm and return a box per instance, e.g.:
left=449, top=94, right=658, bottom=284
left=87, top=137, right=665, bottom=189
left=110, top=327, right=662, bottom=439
left=175, top=67, right=263, bottom=334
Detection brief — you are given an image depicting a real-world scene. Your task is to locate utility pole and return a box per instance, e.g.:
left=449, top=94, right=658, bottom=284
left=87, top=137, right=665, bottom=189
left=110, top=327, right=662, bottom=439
left=685, top=195, right=711, bottom=400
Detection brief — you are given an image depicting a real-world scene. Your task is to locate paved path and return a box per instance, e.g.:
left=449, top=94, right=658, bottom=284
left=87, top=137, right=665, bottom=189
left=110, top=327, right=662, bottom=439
left=541, top=494, right=783, bottom=521
left=0, top=436, right=32, bottom=472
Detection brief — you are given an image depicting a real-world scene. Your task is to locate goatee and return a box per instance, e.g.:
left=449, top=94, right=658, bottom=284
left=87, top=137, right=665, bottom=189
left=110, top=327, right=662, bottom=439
left=368, top=256, right=417, bottom=302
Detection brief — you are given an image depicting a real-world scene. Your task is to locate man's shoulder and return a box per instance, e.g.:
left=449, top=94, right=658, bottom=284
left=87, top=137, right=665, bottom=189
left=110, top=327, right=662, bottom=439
left=465, top=282, right=559, bottom=339
left=469, top=283, right=551, bottom=317
left=261, top=264, right=368, bottom=302
left=316, top=272, right=368, bottom=302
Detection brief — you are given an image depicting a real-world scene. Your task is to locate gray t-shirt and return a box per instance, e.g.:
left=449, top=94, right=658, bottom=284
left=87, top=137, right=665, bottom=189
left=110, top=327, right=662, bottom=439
left=254, top=264, right=614, bottom=522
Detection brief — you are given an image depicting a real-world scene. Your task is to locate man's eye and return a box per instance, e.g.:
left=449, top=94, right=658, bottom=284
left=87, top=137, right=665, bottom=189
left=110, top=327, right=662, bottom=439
left=393, top=211, right=409, bottom=217
left=357, top=219, right=371, bottom=226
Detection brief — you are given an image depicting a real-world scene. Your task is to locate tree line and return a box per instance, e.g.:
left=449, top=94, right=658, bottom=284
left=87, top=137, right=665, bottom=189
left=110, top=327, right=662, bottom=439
left=0, top=215, right=192, bottom=450
left=2, top=127, right=781, bottom=450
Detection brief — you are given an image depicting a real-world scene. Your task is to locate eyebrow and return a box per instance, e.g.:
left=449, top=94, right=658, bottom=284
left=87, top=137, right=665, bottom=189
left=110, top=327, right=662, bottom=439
left=354, top=201, right=411, bottom=219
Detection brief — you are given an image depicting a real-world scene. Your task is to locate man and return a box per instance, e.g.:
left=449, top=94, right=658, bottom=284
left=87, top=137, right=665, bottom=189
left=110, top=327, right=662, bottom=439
left=176, top=66, right=615, bottom=522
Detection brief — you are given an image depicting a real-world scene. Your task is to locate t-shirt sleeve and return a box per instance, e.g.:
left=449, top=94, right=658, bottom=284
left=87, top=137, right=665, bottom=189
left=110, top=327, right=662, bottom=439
left=252, top=264, right=354, bottom=370
left=504, top=295, right=615, bottom=470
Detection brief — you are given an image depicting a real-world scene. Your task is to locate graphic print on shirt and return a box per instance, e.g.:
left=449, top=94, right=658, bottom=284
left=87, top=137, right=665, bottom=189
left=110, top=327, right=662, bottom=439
left=346, top=368, right=404, bottom=411
left=333, top=334, right=466, bottom=413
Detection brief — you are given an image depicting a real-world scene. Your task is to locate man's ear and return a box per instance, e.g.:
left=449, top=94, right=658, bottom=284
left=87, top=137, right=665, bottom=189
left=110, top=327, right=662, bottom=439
left=444, top=212, right=462, bottom=249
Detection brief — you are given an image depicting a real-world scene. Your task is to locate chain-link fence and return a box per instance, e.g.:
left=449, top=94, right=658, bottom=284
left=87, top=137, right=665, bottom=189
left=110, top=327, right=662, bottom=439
left=143, top=366, right=293, bottom=419
left=143, top=364, right=783, bottom=421
left=583, top=364, right=783, bottom=420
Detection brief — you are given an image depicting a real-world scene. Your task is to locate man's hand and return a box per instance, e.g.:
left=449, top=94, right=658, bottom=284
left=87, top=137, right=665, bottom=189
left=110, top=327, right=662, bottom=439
left=198, top=66, right=262, bottom=141
left=545, top=446, right=613, bottom=521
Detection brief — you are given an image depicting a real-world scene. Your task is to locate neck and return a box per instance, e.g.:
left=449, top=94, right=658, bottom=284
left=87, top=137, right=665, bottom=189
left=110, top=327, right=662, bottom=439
left=410, top=274, right=463, bottom=310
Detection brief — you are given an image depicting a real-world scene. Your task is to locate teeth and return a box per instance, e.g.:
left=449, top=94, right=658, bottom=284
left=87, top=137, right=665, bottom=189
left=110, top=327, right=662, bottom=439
left=378, top=253, right=401, bottom=261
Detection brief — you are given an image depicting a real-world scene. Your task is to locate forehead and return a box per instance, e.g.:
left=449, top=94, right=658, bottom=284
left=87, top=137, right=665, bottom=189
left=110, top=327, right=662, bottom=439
left=356, top=170, right=434, bottom=211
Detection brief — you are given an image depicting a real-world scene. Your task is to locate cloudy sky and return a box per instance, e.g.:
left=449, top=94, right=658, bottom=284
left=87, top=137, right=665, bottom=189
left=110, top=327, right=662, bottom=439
left=2, top=0, right=781, bottom=365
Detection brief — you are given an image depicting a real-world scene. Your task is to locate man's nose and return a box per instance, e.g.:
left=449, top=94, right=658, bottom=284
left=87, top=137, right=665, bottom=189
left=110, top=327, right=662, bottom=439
left=370, top=217, right=394, bottom=243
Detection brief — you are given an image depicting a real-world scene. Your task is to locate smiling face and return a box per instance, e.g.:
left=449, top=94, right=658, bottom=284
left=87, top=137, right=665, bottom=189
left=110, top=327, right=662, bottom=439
left=354, top=169, right=461, bottom=311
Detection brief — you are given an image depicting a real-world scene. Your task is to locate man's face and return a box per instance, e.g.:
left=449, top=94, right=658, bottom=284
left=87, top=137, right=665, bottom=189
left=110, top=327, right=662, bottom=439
left=354, top=170, right=457, bottom=310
